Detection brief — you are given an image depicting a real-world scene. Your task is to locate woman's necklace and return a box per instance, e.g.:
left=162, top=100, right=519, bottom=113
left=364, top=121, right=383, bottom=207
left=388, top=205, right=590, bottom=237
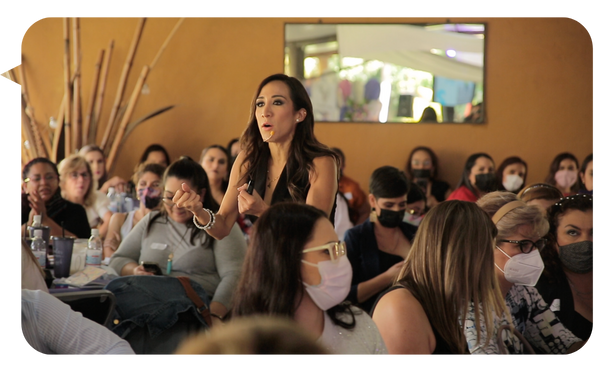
left=266, top=170, right=280, bottom=189
left=165, top=218, right=192, bottom=275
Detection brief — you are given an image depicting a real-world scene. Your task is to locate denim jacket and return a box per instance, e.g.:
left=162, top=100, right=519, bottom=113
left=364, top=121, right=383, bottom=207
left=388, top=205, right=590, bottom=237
left=105, top=275, right=211, bottom=339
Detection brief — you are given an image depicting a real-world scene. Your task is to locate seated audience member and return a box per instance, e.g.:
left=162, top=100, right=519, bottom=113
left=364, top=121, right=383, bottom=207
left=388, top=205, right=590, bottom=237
left=405, top=146, right=451, bottom=209
left=536, top=194, right=592, bottom=341
left=58, top=154, right=112, bottom=239
left=496, top=156, right=527, bottom=194
left=22, top=240, right=48, bottom=292
left=404, top=183, right=426, bottom=227
left=108, top=157, right=247, bottom=320
left=176, top=316, right=327, bottom=354
left=21, top=158, right=91, bottom=239
left=125, top=143, right=172, bottom=197
left=226, top=138, right=241, bottom=168
left=447, top=153, right=496, bottom=202
left=199, top=145, right=230, bottom=205
left=332, top=147, right=370, bottom=225
left=372, top=200, right=507, bottom=354
left=477, top=192, right=584, bottom=353
left=200, top=144, right=253, bottom=239
left=104, top=163, right=165, bottom=259
left=228, top=202, right=387, bottom=354
left=79, top=144, right=127, bottom=194
left=22, top=289, right=134, bottom=354
left=545, top=152, right=579, bottom=196
left=517, top=183, right=563, bottom=213
left=344, top=166, right=416, bottom=313
left=578, top=153, right=592, bottom=195
left=139, top=143, right=171, bottom=167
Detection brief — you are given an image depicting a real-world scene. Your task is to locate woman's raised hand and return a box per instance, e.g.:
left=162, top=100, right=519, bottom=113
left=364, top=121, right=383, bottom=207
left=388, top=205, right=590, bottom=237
left=237, top=183, right=268, bottom=217
left=172, top=182, right=204, bottom=218
left=27, top=190, right=47, bottom=219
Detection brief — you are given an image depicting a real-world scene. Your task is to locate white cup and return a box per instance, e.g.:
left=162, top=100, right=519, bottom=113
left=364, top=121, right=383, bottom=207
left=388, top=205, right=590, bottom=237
left=70, top=239, right=88, bottom=274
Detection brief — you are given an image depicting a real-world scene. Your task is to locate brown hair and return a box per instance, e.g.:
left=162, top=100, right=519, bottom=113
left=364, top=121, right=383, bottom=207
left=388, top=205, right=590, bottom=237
left=395, top=200, right=507, bottom=353
left=517, top=182, right=563, bottom=204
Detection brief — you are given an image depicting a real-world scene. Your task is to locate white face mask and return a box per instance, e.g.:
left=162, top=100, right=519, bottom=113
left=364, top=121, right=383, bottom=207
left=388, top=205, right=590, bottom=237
left=503, top=174, right=524, bottom=192
left=495, top=247, right=545, bottom=286
left=302, top=255, right=352, bottom=311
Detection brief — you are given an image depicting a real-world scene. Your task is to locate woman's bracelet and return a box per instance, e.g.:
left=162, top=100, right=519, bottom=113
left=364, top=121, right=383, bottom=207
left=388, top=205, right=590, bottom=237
left=193, top=208, right=215, bottom=230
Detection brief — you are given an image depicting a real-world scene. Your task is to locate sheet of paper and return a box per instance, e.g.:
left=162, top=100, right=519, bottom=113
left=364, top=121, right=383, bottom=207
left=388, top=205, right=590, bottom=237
left=64, top=266, right=107, bottom=287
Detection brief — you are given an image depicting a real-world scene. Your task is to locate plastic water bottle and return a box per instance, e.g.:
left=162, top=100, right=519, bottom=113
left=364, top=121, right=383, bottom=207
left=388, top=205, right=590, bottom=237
left=27, top=215, right=42, bottom=237
left=107, top=187, right=118, bottom=213
left=31, top=229, right=47, bottom=268
left=86, top=229, right=103, bottom=267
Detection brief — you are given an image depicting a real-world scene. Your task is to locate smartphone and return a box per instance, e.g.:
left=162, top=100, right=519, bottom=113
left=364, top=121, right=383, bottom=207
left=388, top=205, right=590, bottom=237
left=141, top=261, right=163, bottom=275
left=246, top=179, right=254, bottom=195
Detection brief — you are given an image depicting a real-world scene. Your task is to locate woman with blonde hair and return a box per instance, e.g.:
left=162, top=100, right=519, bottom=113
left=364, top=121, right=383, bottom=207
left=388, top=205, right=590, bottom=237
left=58, top=154, right=112, bottom=238
left=372, top=200, right=507, bottom=353
left=477, top=191, right=584, bottom=353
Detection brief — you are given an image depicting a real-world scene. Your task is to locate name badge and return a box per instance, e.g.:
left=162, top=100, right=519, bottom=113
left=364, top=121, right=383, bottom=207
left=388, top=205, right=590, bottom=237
left=150, top=243, right=168, bottom=250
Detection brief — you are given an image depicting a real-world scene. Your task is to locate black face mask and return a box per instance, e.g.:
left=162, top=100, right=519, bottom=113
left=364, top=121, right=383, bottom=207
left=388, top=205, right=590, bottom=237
left=558, top=241, right=593, bottom=273
left=413, top=169, right=431, bottom=179
left=377, top=209, right=405, bottom=228
left=475, top=173, right=497, bottom=192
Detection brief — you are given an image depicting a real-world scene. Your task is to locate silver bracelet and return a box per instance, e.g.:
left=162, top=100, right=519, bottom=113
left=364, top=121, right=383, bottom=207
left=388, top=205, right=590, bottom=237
left=193, top=208, right=215, bottom=230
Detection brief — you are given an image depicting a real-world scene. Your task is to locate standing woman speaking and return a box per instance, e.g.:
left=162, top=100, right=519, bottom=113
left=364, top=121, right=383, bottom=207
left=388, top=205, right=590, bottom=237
left=172, top=74, right=339, bottom=239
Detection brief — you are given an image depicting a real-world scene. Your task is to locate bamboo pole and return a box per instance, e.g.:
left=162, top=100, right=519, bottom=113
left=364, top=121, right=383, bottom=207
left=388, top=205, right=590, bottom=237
left=51, top=96, right=66, bottom=163
left=18, top=62, right=49, bottom=158
left=21, top=94, right=39, bottom=159
left=105, top=65, right=149, bottom=172
left=83, top=48, right=104, bottom=146
left=22, top=129, right=33, bottom=165
left=149, top=18, right=184, bottom=70
left=92, top=39, right=114, bottom=144
left=100, top=18, right=146, bottom=150
left=71, top=18, right=82, bottom=150
left=63, top=18, right=72, bottom=157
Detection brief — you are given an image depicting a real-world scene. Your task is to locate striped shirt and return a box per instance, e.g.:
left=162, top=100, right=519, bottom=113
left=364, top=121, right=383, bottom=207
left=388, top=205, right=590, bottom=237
left=19, top=289, right=135, bottom=358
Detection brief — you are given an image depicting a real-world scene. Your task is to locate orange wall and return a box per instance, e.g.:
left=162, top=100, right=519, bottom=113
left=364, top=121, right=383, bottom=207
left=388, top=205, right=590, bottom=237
left=21, top=18, right=592, bottom=192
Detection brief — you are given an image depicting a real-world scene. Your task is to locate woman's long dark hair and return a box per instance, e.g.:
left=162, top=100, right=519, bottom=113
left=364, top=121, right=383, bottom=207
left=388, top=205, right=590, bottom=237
left=229, top=202, right=356, bottom=329
left=147, top=156, right=218, bottom=247
left=495, top=156, right=528, bottom=192
left=405, top=146, right=441, bottom=181
left=139, top=144, right=171, bottom=166
left=238, top=74, right=339, bottom=201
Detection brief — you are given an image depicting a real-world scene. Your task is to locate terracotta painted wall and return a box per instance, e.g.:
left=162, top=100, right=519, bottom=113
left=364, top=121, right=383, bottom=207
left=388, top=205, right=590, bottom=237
left=21, top=17, right=592, bottom=192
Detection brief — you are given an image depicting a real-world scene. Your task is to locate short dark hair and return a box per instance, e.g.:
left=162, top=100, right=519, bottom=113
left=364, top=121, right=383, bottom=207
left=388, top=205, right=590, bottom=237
left=139, top=144, right=171, bottom=166
left=407, top=183, right=426, bottom=205
left=369, top=166, right=409, bottom=199
left=22, top=157, right=59, bottom=181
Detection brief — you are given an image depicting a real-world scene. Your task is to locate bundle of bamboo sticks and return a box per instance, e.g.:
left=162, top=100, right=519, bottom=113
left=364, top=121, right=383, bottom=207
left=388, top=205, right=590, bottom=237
left=16, top=17, right=183, bottom=174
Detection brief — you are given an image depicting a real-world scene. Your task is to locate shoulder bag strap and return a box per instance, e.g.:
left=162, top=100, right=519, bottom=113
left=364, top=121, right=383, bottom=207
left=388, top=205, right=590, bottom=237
left=177, top=276, right=212, bottom=328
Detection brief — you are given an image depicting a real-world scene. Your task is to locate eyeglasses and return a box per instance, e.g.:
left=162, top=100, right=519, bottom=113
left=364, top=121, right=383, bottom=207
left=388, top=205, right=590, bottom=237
left=498, top=238, right=546, bottom=254
left=24, top=174, right=58, bottom=183
left=303, top=241, right=347, bottom=262
left=69, top=171, right=91, bottom=180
